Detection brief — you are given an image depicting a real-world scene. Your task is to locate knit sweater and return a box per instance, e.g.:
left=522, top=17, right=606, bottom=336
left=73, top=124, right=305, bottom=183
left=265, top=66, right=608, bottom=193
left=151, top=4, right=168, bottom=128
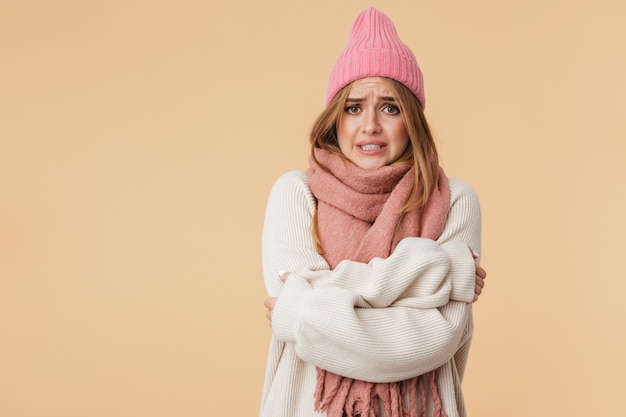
left=260, top=170, right=482, bottom=417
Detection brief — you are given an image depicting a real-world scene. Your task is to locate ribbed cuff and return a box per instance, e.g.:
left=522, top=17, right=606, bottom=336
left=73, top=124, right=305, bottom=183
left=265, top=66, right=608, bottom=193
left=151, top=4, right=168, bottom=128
left=271, top=274, right=313, bottom=342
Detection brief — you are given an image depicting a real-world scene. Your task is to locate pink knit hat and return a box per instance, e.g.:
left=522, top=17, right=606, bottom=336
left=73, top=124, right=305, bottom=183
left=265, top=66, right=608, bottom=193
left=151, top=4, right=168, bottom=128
left=325, top=7, right=425, bottom=108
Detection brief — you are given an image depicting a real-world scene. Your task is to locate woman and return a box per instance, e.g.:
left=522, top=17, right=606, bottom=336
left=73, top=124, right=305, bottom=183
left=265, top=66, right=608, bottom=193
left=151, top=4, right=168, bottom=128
left=261, top=8, right=485, bottom=417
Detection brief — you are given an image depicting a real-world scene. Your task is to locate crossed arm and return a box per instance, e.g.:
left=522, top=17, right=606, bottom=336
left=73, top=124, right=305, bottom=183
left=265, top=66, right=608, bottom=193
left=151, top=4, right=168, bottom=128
left=261, top=171, right=486, bottom=382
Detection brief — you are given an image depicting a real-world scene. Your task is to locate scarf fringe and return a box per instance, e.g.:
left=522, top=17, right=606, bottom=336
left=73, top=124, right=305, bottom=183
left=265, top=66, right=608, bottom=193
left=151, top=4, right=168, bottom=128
left=314, top=368, right=448, bottom=417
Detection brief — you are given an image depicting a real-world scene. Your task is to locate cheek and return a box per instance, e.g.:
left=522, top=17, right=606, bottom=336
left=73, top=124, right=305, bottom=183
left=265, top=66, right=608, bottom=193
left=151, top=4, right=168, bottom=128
left=336, top=119, right=351, bottom=149
left=391, top=121, right=409, bottom=147
left=337, top=117, right=349, bottom=135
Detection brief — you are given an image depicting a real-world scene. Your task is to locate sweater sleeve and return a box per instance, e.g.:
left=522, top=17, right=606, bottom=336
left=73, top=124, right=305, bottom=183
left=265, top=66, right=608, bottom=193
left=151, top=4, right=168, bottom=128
left=436, top=178, right=483, bottom=303
left=272, top=276, right=470, bottom=383
left=262, top=172, right=481, bottom=382
left=262, top=172, right=474, bottom=307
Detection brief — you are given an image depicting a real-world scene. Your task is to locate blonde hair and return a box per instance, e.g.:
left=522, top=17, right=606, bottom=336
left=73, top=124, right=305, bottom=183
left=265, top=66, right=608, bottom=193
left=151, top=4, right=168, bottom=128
left=309, top=77, right=440, bottom=252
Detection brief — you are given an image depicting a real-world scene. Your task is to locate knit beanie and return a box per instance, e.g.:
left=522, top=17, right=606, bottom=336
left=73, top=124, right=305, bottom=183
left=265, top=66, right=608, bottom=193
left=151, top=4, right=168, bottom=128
left=325, top=7, right=425, bottom=108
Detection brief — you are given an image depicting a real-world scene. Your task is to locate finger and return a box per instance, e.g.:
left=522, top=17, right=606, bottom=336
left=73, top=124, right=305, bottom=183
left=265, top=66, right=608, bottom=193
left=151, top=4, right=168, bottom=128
left=265, top=309, right=272, bottom=321
left=264, top=297, right=276, bottom=309
left=475, top=275, right=485, bottom=289
left=475, top=265, right=487, bottom=279
left=474, top=284, right=482, bottom=296
left=279, top=272, right=290, bottom=282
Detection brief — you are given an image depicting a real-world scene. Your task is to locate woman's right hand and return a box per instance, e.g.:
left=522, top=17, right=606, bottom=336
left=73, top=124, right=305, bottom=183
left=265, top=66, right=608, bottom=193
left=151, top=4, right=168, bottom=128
left=264, top=272, right=290, bottom=326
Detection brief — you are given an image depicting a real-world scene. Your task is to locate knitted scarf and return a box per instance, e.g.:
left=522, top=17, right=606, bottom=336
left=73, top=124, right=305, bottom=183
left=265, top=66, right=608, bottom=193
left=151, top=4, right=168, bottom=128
left=306, top=148, right=451, bottom=417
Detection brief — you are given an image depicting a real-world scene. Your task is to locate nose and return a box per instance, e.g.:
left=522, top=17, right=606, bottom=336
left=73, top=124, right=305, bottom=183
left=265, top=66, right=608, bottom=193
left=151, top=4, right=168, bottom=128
left=362, top=111, right=381, bottom=135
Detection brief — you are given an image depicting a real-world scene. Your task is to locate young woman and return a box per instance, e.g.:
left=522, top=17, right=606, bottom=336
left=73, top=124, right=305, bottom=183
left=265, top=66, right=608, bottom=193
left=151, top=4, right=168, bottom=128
left=261, top=8, right=485, bottom=417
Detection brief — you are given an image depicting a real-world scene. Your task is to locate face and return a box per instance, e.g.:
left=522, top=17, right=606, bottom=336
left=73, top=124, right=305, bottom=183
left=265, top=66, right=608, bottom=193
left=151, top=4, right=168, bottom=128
left=337, top=77, right=409, bottom=170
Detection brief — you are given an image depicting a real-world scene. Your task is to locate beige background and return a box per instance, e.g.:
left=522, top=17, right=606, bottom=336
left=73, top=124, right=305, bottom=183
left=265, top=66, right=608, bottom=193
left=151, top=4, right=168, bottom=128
left=1, top=0, right=625, bottom=416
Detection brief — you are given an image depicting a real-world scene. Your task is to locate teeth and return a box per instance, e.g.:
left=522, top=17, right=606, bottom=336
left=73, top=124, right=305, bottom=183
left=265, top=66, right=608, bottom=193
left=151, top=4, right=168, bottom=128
left=360, top=144, right=381, bottom=150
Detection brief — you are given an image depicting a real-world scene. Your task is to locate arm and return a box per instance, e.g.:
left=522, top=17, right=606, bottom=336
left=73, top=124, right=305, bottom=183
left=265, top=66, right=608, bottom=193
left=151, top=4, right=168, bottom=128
left=264, top=174, right=482, bottom=382
left=436, top=178, right=483, bottom=302
left=271, top=275, right=470, bottom=382
left=320, top=176, right=482, bottom=304
left=262, top=172, right=474, bottom=308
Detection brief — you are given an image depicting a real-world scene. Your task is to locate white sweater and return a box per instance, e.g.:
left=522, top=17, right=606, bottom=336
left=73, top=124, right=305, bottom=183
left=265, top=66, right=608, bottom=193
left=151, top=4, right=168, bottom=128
left=260, top=170, right=482, bottom=417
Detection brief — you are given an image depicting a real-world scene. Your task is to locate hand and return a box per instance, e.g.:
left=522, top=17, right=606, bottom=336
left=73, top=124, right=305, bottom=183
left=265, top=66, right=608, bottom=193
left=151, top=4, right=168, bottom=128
left=264, top=272, right=290, bottom=326
left=264, top=296, right=276, bottom=324
left=472, top=264, right=486, bottom=303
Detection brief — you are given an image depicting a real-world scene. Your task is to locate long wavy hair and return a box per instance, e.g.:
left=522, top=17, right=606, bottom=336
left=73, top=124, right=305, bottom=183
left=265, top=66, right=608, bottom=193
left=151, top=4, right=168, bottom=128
left=309, top=77, right=441, bottom=253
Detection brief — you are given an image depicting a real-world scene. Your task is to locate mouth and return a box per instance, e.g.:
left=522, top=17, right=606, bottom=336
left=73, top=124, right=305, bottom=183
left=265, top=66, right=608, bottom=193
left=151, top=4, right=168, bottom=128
left=359, top=144, right=383, bottom=151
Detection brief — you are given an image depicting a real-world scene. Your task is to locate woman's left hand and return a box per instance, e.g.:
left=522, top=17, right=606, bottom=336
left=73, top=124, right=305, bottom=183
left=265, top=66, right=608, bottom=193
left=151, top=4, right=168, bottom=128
left=472, top=265, right=487, bottom=303
left=264, top=272, right=290, bottom=325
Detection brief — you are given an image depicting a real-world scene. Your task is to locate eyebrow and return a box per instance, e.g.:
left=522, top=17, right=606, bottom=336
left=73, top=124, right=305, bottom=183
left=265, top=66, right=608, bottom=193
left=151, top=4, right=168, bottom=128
left=346, top=96, right=396, bottom=102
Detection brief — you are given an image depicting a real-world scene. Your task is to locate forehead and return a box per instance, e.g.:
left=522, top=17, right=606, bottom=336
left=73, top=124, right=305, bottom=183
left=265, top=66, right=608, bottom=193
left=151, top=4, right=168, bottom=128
left=348, top=77, right=394, bottom=97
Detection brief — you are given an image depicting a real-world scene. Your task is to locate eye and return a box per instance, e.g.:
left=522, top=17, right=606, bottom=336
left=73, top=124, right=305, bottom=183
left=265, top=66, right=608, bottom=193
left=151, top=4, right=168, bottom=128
left=382, top=104, right=400, bottom=115
left=345, top=105, right=360, bottom=115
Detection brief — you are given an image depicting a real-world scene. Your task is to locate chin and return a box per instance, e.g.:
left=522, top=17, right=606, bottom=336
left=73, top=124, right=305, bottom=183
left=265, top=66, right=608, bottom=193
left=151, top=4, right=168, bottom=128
left=358, top=161, right=386, bottom=170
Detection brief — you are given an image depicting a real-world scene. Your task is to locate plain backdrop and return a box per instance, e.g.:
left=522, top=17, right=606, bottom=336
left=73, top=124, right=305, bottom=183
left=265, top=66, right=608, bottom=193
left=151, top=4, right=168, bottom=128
left=1, top=0, right=625, bottom=416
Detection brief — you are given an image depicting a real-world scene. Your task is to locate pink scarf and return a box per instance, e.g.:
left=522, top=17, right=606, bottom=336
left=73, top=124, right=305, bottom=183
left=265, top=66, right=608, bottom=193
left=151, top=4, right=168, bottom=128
left=307, top=148, right=450, bottom=417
